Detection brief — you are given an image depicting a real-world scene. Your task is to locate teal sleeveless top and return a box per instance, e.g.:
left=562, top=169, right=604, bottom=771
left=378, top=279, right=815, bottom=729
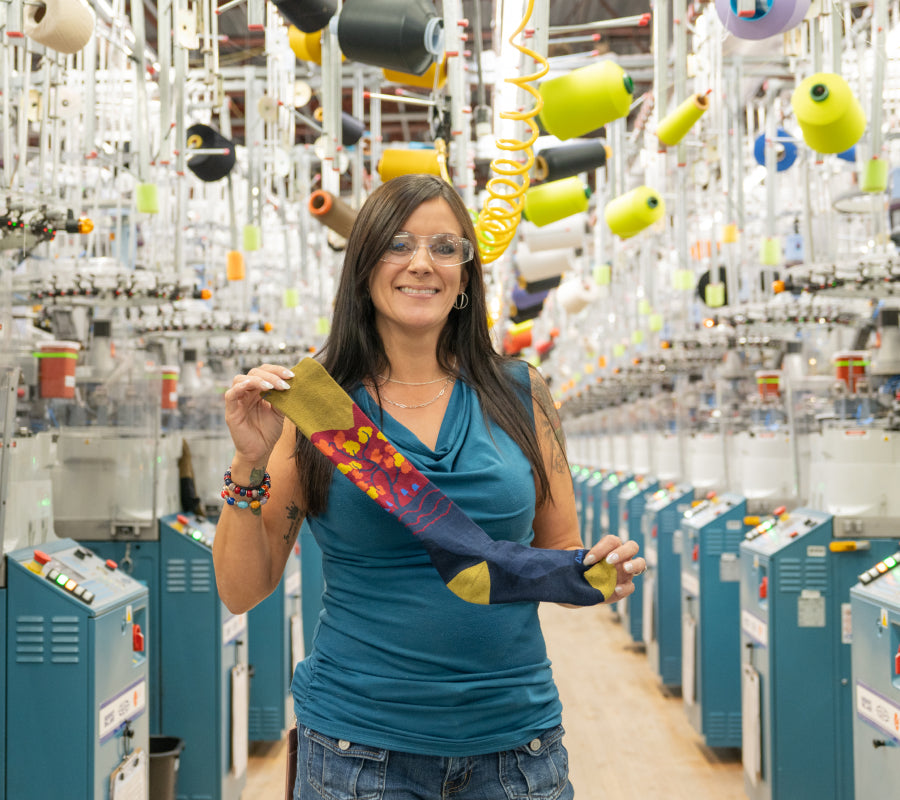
left=290, top=363, right=563, bottom=756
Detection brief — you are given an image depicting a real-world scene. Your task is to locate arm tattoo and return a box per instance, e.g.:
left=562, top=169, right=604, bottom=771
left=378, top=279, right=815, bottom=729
left=284, top=501, right=303, bottom=544
left=531, top=370, right=568, bottom=475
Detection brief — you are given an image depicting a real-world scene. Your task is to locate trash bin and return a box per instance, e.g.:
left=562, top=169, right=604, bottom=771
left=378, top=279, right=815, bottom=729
left=149, top=736, right=185, bottom=800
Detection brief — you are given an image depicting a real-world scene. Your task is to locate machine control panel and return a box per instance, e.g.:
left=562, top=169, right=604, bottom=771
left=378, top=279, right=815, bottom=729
left=858, top=551, right=900, bottom=585
left=743, top=508, right=833, bottom=552
left=168, top=512, right=217, bottom=548
left=681, top=494, right=741, bottom=529
left=19, top=542, right=145, bottom=611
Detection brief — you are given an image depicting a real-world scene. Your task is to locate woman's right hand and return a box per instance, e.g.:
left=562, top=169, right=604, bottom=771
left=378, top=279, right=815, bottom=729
left=223, top=364, right=296, bottom=467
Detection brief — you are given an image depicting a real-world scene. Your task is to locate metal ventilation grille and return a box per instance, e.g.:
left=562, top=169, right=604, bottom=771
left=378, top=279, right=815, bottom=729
left=51, top=616, right=80, bottom=664
left=190, top=559, right=212, bottom=593
left=166, top=558, right=187, bottom=593
left=15, top=615, right=45, bottom=664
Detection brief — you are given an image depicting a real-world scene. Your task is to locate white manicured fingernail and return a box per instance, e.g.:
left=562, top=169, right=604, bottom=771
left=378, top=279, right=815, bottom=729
left=276, top=379, right=291, bottom=390
left=583, top=553, right=597, bottom=566
left=260, top=380, right=274, bottom=390
left=605, top=552, right=620, bottom=565
left=624, top=561, right=635, bottom=573
left=281, top=369, right=295, bottom=378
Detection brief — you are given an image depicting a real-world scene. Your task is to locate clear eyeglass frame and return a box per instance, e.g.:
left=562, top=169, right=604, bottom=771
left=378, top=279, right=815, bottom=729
left=381, top=232, right=474, bottom=268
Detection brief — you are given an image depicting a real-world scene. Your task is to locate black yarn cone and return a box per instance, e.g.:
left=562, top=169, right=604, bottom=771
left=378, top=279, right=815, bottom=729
left=271, top=0, right=336, bottom=33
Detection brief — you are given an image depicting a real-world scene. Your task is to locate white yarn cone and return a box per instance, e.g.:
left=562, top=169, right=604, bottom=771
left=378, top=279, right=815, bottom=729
left=24, top=0, right=95, bottom=55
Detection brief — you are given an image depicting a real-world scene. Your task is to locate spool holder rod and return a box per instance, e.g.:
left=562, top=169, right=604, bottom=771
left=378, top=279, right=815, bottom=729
left=364, top=91, right=437, bottom=108
left=548, top=13, right=651, bottom=35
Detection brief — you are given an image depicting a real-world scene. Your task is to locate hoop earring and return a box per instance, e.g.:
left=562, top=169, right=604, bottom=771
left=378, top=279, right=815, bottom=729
left=453, top=291, right=469, bottom=310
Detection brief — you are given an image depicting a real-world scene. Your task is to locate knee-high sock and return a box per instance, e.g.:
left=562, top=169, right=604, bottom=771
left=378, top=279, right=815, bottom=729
left=266, top=358, right=616, bottom=606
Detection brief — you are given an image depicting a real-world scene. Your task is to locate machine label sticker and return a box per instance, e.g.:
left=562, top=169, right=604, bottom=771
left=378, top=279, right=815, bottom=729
left=99, top=678, right=147, bottom=743
left=797, top=593, right=826, bottom=627
left=672, top=530, right=682, bottom=555
left=284, top=570, right=301, bottom=597
left=681, top=571, right=700, bottom=597
left=841, top=602, right=852, bottom=644
left=720, top=553, right=740, bottom=582
left=807, top=545, right=827, bottom=558
left=223, top=612, right=248, bottom=645
left=856, top=682, right=900, bottom=742
left=645, top=545, right=658, bottom=567
left=726, top=520, right=742, bottom=531
left=741, top=610, right=768, bottom=647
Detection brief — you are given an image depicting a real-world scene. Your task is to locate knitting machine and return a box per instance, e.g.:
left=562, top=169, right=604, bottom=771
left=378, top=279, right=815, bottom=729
left=850, top=549, right=900, bottom=799
left=643, top=483, right=694, bottom=690
left=740, top=508, right=897, bottom=799
left=617, top=476, right=659, bottom=645
left=158, top=512, right=247, bottom=800
left=681, top=493, right=750, bottom=748
left=598, top=470, right=634, bottom=541
left=584, top=469, right=606, bottom=547
left=5, top=539, right=150, bottom=800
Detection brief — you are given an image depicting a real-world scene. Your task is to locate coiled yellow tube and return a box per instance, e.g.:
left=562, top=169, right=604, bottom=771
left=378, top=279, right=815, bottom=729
left=474, top=0, right=548, bottom=264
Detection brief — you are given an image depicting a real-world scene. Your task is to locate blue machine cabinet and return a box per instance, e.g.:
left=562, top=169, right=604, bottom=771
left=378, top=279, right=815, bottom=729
left=89, top=535, right=164, bottom=733
left=681, top=493, right=749, bottom=748
left=5, top=539, right=150, bottom=800
left=599, top=472, right=633, bottom=541
left=248, top=547, right=301, bottom=741
left=618, top=477, right=659, bottom=644
left=740, top=509, right=897, bottom=799
left=0, top=587, right=7, bottom=800
left=643, top=484, right=694, bottom=689
left=850, top=550, right=900, bottom=799
left=572, top=467, right=593, bottom=543
left=160, top=512, right=247, bottom=800
left=585, top=470, right=605, bottom=548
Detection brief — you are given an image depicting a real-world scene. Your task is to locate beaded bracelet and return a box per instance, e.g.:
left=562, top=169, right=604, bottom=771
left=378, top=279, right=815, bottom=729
left=222, top=468, right=271, bottom=510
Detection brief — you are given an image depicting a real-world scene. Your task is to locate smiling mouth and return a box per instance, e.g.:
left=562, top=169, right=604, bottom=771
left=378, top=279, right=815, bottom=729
left=398, top=287, right=439, bottom=296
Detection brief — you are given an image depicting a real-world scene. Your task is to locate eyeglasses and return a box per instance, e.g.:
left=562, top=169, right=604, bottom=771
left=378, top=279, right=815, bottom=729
left=381, top=232, right=474, bottom=268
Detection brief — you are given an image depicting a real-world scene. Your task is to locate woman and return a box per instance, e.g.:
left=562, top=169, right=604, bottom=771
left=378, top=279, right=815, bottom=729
left=214, top=174, right=644, bottom=798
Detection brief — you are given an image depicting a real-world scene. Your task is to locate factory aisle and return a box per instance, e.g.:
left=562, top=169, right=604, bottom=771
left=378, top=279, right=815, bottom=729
left=245, top=602, right=744, bottom=800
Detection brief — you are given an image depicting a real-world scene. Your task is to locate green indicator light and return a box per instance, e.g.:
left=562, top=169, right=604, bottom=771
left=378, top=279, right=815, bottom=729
left=192, top=530, right=202, bottom=540
left=56, top=573, right=69, bottom=585
left=884, top=556, right=897, bottom=569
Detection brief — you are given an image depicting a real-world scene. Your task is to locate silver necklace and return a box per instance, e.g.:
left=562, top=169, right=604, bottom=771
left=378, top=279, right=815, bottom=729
left=381, top=377, right=453, bottom=409
left=379, top=374, right=450, bottom=386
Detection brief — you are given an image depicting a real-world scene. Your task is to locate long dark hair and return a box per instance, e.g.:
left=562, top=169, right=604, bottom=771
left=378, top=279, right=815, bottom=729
left=294, top=174, right=551, bottom=515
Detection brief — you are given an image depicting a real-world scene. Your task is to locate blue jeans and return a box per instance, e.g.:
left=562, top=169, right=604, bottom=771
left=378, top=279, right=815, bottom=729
left=294, top=723, right=575, bottom=800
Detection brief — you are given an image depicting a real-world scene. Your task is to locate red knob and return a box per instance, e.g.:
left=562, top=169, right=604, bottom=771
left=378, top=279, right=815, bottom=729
left=133, top=624, right=145, bottom=653
left=105, top=559, right=117, bottom=570
left=759, top=576, right=768, bottom=600
left=692, top=543, right=699, bottom=562
left=33, top=550, right=51, bottom=565
left=895, top=645, right=900, bottom=676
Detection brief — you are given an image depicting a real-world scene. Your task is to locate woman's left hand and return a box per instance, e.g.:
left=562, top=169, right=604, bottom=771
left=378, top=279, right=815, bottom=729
left=584, top=535, right=646, bottom=603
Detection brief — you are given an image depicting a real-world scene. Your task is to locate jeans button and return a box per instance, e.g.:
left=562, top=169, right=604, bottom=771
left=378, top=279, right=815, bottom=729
left=338, top=740, right=351, bottom=751
left=529, top=738, right=541, bottom=752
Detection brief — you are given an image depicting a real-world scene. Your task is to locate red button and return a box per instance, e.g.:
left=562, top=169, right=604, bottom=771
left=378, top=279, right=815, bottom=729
left=895, top=646, right=900, bottom=676
left=105, top=559, right=118, bottom=570
left=33, top=550, right=51, bottom=565
left=176, top=514, right=189, bottom=525
left=692, top=543, right=699, bottom=562
left=133, top=624, right=145, bottom=653
left=773, top=506, right=787, bottom=516
left=652, top=525, right=658, bottom=539
left=759, top=576, right=768, bottom=600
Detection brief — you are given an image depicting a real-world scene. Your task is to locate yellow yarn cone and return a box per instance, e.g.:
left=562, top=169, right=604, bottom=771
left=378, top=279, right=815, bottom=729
left=657, top=92, right=710, bottom=146
left=522, top=177, right=590, bottom=227
left=604, top=186, right=665, bottom=239
left=861, top=158, right=889, bottom=193
left=135, top=183, right=159, bottom=214
left=383, top=58, right=447, bottom=90
left=377, top=149, right=441, bottom=180
left=538, top=60, right=633, bottom=140
left=791, top=73, right=866, bottom=154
